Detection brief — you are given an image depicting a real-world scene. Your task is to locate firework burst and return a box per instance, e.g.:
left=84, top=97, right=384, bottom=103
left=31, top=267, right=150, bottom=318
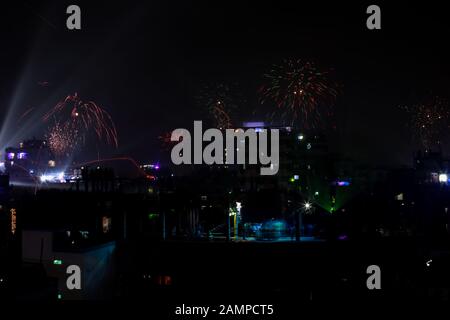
left=196, top=83, right=243, bottom=129
left=400, top=96, right=450, bottom=149
left=45, top=121, right=81, bottom=158
left=259, top=59, right=338, bottom=128
left=43, top=93, right=118, bottom=149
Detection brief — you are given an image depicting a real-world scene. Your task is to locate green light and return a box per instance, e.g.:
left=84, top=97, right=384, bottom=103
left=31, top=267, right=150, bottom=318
left=53, top=259, right=62, bottom=265
left=57, top=294, right=62, bottom=300
left=289, top=177, right=295, bottom=183
left=148, top=213, right=159, bottom=220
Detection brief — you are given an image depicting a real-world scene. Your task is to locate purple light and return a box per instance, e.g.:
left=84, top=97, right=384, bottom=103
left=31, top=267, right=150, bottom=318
left=18, top=152, right=27, bottom=159
left=154, top=165, right=160, bottom=170
left=242, top=121, right=265, bottom=128
left=337, top=181, right=350, bottom=186
left=7, top=153, right=15, bottom=160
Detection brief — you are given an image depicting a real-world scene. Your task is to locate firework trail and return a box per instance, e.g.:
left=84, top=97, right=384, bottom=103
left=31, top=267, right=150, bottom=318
left=17, top=106, right=35, bottom=124
left=43, top=92, right=118, bottom=148
left=158, top=130, right=183, bottom=151
left=259, top=59, right=338, bottom=128
left=196, top=83, right=243, bottom=129
left=400, top=96, right=450, bottom=149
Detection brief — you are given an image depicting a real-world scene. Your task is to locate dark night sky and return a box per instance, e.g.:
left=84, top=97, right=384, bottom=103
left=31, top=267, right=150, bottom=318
left=1, top=1, right=449, bottom=166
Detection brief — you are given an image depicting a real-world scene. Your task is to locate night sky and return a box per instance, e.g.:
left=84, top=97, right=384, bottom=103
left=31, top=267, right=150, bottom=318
left=1, top=1, right=449, bottom=165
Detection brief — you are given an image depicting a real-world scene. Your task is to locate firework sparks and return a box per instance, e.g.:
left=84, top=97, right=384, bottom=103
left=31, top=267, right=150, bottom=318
left=158, top=130, right=184, bottom=151
left=196, top=83, right=243, bottom=129
left=400, top=96, right=450, bottom=148
left=43, top=92, right=118, bottom=148
left=259, top=59, right=338, bottom=128
left=46, top=121, right=80, bottom=158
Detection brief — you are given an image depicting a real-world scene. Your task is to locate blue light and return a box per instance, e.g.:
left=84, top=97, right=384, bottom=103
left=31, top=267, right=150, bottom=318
left=242, top=121, right=265, bottom=128
left=18, top=152, right=27, bottom=159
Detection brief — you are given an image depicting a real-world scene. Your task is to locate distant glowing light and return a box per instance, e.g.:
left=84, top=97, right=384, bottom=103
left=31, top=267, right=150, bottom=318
left=314, top=191, right=319, bottom=196
left=242, top=121, right=265, bottom=128
left=10, top=208, right=17, bottom=235
left=337, top=181, right=350, bottom=186
left=40, top=172, right=66, bottom=183
left=426, top=259, right=432, bottom=267
left=17, top=152, right=27, bottom=159
left=293, top=175, right=299, bottom=180
left=297, top=134, right=304, bottom=140
left=142, top=164, right=160, bottom=170
left=304, top=202, right=311, bottom=210
left=102, top=216, right=112, bottom=233
left=7, top=153, right=14, bottom=160
left=148, top=213, right=159, bottom=220
left=40, top=175, right=52, bottom=183
left=438, top=173, right=448, bottom=183
left=53, top=259, right=63, bottom=265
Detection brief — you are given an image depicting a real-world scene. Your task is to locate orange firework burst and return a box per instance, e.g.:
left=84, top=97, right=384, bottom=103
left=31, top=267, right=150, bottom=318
left=259, top=59, right=338, bottom=128
left=196, top=83, right=243, bottom=129
left=43, top=92, right=118, bottom=148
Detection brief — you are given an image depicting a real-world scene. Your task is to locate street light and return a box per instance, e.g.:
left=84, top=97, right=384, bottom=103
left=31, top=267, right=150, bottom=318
left=304, top=202, right=311, bottom=210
